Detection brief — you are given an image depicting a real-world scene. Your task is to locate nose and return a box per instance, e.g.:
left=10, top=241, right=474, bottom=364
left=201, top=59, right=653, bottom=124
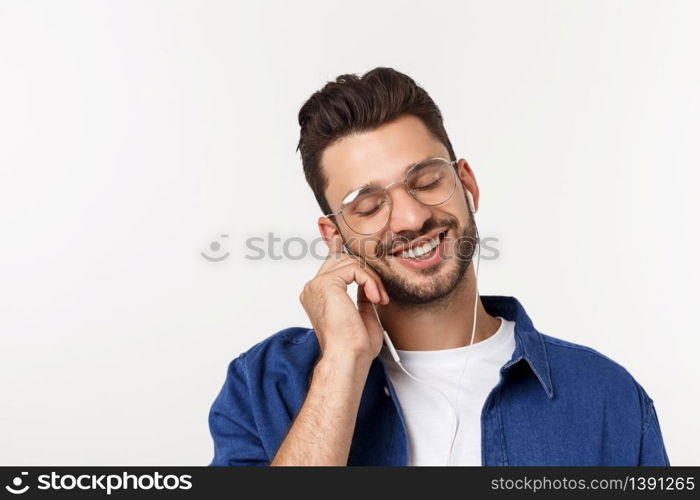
left=385, top=183, right=432, bottom=235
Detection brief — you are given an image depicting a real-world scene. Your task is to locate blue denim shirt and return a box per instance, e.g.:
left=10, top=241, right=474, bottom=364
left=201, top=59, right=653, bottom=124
left=208, top=296, right=670, bottom=466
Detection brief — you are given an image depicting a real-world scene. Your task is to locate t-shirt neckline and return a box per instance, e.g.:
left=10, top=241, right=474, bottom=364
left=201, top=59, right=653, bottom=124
left=381, top=316, right=512, bottom=360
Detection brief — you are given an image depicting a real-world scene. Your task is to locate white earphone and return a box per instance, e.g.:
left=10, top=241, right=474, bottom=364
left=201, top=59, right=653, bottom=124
left=466, top=189, right=476, bottom=214
left=381, top=185, right=480, bottom=465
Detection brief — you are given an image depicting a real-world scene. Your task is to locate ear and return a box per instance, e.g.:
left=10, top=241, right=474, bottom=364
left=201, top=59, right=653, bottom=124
left=455, top=159, right=480, bottom=213
left=318, top=216, right=344, bottom=252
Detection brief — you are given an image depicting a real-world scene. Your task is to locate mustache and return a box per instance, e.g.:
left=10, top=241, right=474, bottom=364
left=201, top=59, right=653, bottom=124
left=377, top=217, right=458, bottom=258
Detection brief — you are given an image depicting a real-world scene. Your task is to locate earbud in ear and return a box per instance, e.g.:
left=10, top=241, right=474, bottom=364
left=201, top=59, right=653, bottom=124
left=465, top=190, right=476, bottom=214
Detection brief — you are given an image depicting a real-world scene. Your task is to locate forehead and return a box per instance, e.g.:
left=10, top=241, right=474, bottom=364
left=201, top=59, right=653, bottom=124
left=321, top=114, right=449, bottom=208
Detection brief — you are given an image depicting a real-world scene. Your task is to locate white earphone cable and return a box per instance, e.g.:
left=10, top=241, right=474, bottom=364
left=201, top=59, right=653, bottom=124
left=382, top=221, right=482, bottom=466
left=446, top=225, right=481, bottom=465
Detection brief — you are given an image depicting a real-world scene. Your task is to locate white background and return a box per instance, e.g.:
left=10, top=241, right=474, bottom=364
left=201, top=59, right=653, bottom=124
left=1, top=0, right=698, bottom=465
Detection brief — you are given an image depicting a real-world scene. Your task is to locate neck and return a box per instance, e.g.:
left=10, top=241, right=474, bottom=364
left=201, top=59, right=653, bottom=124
left=375, top=266, right=501, bottom=351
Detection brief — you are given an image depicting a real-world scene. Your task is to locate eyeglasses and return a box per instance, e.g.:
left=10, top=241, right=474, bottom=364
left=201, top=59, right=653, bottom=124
left=325, top=157, right=458, bottom=235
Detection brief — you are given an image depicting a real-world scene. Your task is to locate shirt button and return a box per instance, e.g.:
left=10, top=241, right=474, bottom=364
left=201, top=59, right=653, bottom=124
left=384, top=386, right=391, bottom=397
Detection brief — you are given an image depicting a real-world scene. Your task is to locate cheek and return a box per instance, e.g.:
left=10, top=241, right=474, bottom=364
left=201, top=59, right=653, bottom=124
left=352, top=236, right=381, bottom=258
left=435, top=202, right=467, bottom=227
left=368, top=239, right=383, bottom=258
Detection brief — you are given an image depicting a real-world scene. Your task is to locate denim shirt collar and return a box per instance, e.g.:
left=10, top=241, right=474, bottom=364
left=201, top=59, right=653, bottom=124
left=480, top=296, right=555, bottom=400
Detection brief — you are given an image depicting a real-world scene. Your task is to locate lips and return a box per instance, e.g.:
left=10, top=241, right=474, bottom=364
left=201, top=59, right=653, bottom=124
left=389, top=227, right=449, bottom=257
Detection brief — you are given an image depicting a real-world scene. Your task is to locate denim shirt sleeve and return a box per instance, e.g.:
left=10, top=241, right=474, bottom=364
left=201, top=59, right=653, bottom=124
left=207, top=353, right=269, bottom=466
left=637, top=383, right=671, bottom=466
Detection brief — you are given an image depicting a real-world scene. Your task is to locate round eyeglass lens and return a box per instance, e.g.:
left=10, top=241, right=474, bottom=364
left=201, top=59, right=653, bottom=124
left=340, top=158, right=456, bottom=235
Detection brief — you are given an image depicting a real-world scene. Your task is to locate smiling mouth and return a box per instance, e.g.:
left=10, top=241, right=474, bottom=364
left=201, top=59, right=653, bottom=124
left=389, top=229, right=448, bottom=260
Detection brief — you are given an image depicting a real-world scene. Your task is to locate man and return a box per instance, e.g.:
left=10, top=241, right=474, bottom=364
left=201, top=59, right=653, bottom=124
left=208, top=67, right=670, bottom=466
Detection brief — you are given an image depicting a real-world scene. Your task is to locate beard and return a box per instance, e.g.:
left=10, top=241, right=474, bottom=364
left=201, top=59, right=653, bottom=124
left=367, top=210, right=479, bottom=306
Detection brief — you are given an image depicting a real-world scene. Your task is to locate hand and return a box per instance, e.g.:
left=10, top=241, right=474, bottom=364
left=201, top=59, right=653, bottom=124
left=299, top=235, right=390, bottom=363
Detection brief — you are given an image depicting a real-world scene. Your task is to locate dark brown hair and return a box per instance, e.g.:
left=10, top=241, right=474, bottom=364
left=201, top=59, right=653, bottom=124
left=296, top=67, right=457, bottom=216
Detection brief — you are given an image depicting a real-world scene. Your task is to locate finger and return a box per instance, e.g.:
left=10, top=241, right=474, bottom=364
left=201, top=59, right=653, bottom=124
left=367, top=266, right=390, bottom=305
left=330, top=264, right=382, bottom=304
left=349, top=260, right=390, bottom=305
left=327, top=258, right=390, bottom=305
left=357, top=285, right=383, bottom=332
left=352, top=267, right=382, bottom=304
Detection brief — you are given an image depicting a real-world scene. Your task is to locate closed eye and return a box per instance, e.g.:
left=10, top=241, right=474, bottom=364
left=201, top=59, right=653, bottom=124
left=412, top=179, right=440, bottom=191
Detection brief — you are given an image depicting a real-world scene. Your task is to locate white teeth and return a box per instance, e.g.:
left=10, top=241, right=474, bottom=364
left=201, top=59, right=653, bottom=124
left=400, top=235, right=440, bottom=259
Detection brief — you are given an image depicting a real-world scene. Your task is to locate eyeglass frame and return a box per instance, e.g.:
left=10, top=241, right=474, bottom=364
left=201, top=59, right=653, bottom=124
left=323, top=157, right=460, bottom=235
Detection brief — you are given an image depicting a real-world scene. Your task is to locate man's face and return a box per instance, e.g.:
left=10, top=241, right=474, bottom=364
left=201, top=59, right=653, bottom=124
left=320, top=114, right=478, bottom=305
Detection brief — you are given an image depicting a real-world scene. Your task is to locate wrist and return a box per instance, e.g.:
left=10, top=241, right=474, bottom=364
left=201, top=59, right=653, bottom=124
left=314, top=350, right=373, bottom=381
left=320, top=348, right=374, bottom=368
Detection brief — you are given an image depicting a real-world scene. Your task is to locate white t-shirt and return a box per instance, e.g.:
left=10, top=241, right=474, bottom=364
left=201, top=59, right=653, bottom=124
left=378, top=316, right=516, bottom=466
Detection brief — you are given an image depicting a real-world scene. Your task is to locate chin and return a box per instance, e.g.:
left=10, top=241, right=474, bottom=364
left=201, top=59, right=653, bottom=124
left=380, top=256, right=469, bottom=306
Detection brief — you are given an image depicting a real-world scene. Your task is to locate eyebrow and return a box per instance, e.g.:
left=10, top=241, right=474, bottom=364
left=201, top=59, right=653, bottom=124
left=339, top=156, right=437, bottom=203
